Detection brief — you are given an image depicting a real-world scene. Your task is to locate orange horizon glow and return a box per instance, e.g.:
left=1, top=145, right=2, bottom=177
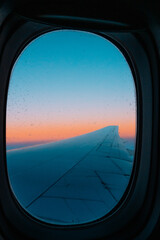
left=6, top=121, right=136, bottom=144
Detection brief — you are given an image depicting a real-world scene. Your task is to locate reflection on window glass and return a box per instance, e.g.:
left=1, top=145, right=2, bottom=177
left=6, top=30, right=136, bottom=225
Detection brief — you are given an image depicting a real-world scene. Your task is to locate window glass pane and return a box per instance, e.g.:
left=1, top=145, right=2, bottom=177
left=6, top=30, right=136, bottom=225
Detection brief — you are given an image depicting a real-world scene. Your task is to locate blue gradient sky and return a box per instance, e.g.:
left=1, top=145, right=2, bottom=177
left=6, top=30, right=136, bottom=144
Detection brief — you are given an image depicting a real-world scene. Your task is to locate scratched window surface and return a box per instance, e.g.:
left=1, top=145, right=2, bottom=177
left=6, top=30, right=136, bottom=225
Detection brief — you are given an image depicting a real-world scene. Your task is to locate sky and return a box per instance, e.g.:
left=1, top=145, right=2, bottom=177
left=6, top=30, right=136, bottom=145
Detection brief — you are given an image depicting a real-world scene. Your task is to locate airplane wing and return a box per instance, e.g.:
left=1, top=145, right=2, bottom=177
left=7, top=126, right=134, bottom=224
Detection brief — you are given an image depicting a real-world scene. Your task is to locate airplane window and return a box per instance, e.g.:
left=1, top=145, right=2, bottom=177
left=6, top=30, right=136, bottom=225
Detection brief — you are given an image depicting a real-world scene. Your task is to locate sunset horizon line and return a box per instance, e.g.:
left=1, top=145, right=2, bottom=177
left=6, top=124, right=136, bottom=146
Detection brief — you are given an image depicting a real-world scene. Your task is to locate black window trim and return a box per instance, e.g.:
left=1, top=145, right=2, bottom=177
left=0, top=9, right=159, bottom=240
